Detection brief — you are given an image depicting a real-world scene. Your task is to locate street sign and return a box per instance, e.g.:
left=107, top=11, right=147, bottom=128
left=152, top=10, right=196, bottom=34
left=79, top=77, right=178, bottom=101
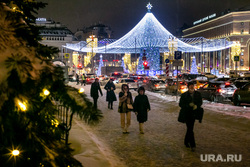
left=165, top=59, right=169, bottom=64
left=234, top=56, right=240, bottom=61
left=172, top=60, right=183, bottom=66
left=174, top=51, right=182, bottom=59
left=64, top=53, right=70, bottom=58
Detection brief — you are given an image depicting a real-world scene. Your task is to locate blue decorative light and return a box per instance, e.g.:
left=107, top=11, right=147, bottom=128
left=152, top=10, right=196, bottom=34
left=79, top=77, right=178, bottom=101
left=190, top=56, right=198, bottom=74
left=97, top=54, right=104, bottom=76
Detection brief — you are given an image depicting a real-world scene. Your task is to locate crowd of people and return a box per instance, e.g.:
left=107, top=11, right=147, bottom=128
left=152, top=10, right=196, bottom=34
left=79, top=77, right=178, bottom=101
left=88, top=78, right=203, bottom=152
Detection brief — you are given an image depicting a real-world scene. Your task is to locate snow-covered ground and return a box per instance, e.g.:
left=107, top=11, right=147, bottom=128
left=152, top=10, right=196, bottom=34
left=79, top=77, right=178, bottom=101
left=145, top=90, right=250, bottom=120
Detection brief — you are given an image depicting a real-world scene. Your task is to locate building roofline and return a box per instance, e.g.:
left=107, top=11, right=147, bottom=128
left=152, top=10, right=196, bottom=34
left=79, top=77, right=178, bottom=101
left=183, top=10, right=250, bottom=32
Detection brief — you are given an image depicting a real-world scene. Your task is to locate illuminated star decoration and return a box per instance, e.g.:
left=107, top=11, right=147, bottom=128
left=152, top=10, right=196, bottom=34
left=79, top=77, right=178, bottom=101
left=146, top=2, right=153, bottom=12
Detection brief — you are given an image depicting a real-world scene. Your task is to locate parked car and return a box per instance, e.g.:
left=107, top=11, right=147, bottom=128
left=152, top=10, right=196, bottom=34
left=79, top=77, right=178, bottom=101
left=165, top=80, right=188, bottom=95
left=145, top=79, right=166, bottom=91
left=233, top=79, right=250, bottom=88
left=178, top=73, right=204, bottom=81
left=197, top=81, right=237, bottom=102
left=204, top=73, right=217, bottom=80
left=232, top=82, right=250, bottom=105
left=116, top=79, right=138, bottom=90
left=86, top=74, right=96, bottom=84
left=210, top=77, right=231, bottom=83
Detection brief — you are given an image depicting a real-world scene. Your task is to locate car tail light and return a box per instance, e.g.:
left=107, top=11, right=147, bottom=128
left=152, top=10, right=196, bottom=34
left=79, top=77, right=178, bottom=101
left=217, top=88, right=222, bottom=93
left=180, top=86, right=185, bottom=89
left=87, top=78, right=90, bottom=81
left=225, top=82, right=230, bottom=86
left=134, top=80, right=138, bottom=82
left=143, top=80, right=147, bottom=83
left=155, top=84, right=159, bottom=88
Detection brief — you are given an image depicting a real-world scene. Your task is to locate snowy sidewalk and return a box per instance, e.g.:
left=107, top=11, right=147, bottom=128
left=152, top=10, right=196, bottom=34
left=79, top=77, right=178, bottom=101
left=67, top=82, right=127, bottom=167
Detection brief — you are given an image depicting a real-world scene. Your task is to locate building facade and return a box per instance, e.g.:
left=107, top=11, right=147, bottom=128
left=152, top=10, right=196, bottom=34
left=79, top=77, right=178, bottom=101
left=74, top=23, right=113, bottom=41
left=183, top=10, right=250, bottom=73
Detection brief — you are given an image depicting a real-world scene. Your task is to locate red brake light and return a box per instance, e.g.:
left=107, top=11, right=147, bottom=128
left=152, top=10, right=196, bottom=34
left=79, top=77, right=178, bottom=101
left=217, top=88, right=222, bottom=93
left=134, top=80, right=138, bottom=82
left=180, top=86, right=185, bottom=89
left=225, top=82, right=230, bottom=86
left=143, top=80, right=147, bottom=83
left=155, top=84, right=159, bottom=87
left=87, top=78, right=90, bottom=81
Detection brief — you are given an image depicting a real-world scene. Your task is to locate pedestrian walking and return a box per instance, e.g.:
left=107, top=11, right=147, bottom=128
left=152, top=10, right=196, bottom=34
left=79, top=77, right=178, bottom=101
left=179, top=82, right=203, bottom=152
left=133, top=86, right=150, bottom=134
left=76, top=73, right=79, bottom=85
left=104, top=79, right=117, bottom=109
left=81, top=74, right=86, bottom=86
left=90, top=78, right=103, bottom=109
left=118, top=84, right=133, bottom=134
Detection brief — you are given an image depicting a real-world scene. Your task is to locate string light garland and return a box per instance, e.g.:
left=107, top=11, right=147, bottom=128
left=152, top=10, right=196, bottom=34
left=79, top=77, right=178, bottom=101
left=64, top=11, right=233, bottom=53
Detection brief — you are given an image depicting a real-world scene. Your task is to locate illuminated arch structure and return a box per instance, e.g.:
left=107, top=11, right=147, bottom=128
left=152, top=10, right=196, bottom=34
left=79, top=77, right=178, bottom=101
left=65, top=3, right=233, bottom=75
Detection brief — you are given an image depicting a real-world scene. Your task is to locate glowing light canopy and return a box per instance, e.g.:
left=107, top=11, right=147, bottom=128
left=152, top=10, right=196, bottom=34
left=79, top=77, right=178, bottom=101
left=65, top=4, right=233, bottom=54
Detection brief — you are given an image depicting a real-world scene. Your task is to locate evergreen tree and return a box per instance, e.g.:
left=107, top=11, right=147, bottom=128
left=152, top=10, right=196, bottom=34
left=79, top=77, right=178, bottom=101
left=190, top=56, right=198, bottom=74
left=0, top=1, right=102, bottom=166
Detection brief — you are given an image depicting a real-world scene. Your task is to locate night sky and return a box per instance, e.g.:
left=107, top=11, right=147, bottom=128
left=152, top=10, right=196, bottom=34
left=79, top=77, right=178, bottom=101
left=37, top=0, right=250, bottom=38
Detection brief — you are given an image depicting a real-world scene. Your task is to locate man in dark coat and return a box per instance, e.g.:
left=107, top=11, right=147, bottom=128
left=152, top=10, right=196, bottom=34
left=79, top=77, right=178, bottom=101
left=179, top=82, right=203, bottom=151
left=133, top=86, right=151, bottom=134
left=104, top=79, right=117, bottom=109
left=91, top=78, right=103, bottom=109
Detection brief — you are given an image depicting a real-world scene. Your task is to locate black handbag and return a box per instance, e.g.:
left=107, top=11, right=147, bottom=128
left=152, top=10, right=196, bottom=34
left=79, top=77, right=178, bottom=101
left=178, top=108, right=186, bottom=123
left=195, top=107, right=204, bottom=123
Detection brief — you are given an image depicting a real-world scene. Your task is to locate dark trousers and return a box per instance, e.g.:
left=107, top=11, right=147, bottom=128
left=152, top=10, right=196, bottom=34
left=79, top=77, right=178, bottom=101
left=108, top=101, right=113, bottom=108
left=185, top=119, right=196, bottom=148
left=93, top=98, right=98, bottom=109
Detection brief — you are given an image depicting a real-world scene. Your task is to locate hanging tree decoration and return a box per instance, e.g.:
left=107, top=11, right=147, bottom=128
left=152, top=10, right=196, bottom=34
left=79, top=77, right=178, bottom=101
left=97, top=55, right=104, bottom=76
left=190, top=56, right=198, bottom=74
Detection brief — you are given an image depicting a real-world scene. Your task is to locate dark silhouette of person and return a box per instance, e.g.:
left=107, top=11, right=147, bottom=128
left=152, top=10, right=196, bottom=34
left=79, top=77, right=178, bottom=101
left=133, top=86, right=150, bottom=134
left=104, top=79, right=117, bottom=109
left=90, top=78, right=103, bottom=109
left=179, top=82, right=203, bottom=152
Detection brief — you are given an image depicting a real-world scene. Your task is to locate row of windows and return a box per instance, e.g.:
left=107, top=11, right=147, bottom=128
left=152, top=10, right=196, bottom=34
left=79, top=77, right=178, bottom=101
left=43, top=37, right=65, bottom=41
left=41, top=31, right=71, bottom=35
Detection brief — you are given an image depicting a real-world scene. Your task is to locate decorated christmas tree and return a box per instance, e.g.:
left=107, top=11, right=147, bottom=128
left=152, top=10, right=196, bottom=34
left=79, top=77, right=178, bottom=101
left=190, top=56, right=198, bottom=74
left=97, top=55, right=104, bottom=76
left=0, top=2, right=102, bottom=166
left=122, top=57, right=129, bottom=73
